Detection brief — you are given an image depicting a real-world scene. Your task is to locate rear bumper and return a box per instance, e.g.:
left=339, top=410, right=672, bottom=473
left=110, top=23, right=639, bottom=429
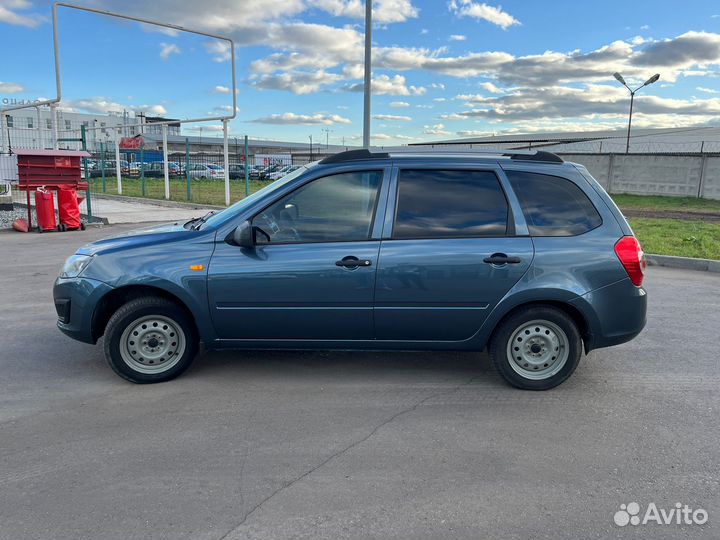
left=53, top=276, right=113, bottom=344
left=571, top=277, right=647, bottom=352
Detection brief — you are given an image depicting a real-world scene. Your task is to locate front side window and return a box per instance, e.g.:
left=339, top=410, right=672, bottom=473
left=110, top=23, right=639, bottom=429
left=253, top=170, right=382, bottom=244
left=506, top=170, right=602, bottom=236
left=393, top=169, right=508, bottom=239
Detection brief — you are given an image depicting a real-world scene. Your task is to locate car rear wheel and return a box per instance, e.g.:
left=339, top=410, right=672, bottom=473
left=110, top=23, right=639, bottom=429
left=103, top=296, right=198, bottom=383
left=489, top=306, right=582, bottom=390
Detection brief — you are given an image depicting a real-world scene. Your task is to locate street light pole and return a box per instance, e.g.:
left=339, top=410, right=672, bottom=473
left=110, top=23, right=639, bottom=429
left=613, top=72, right=660, bottom=154
left=362, top=0, right=372, bottom=149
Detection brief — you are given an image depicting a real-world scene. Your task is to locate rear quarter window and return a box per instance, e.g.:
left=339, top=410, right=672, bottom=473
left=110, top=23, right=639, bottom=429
left=506, top=170, right=602, bottom=236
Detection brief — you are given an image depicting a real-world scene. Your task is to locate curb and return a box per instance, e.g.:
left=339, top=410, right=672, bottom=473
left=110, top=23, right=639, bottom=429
left=646, top=254, right=720, bottom=273
left=91, top=193, right=223, bottom=210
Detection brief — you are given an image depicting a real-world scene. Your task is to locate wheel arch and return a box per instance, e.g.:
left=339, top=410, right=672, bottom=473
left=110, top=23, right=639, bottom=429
left=477, top=293, right=598, bottom=354
left=91, top=284, right=200, bottom=343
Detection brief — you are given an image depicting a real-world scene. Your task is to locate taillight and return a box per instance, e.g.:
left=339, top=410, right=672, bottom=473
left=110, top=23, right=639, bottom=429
left=614, top=236, right=646, bottom=287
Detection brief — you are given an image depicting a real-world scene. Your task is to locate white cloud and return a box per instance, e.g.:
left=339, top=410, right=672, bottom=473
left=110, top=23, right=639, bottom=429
left=433, top=97, right=447, bottom=102
left=159, top=42, right=180, bottom=60
left=212, top=85, right=231, bottom=94
left=697, top=86, right=719, bottom=94
left=390, top=101, right=410, bottom=107
left=640, top=24, right=650, bottom=30
left=62, top=98, right=168, bottom=117
left=309, top=0, right=419, bottom=23
left=204, top=40, right=232, bottom=62
left=0, top=0, right=40, bottom=27
left=251, top=70, right=344, bottom=94
left=373, top=114, right=412, bottom=121
left=0, top=81, right=25, bottom=94
left=347, top=74, right=426, bottom=96
left=448, top=1, right=520, bottom=30
left=480, top=81, right=503, bottom=93
left=449, top=34, right=466, bottom=41
left=250, top=112, right=351, bottom=125
left=423, top=123, right=450, bottom=135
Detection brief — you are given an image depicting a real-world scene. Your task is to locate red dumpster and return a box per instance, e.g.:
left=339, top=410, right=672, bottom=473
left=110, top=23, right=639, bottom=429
left=58, top=187, right=84, bottom=230
left=35, top=187, right=57, bottom=233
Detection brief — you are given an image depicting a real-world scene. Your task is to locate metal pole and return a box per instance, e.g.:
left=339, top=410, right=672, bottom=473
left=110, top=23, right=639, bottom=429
left=223, top=119, right=230, bottom=206
left=115, top=130, right=122, bottom=194
left=244, top=134, right=250, bottom=196
left=140, top=143, right=146, bottom=197
left=100, top=141, right=106, bottom=192
left=81, top=124, right=92, bottom=220
left=35, top=107, right=42, bottom=149
left=362, top=0, right=372, bottom=148
left=309, top=135, right=313, bottom=161
left=162, top=124, right=170, bottom=200
left=625, top=91, right=634, bottom=154
left=0, top=113, right=6, bottom=153
left=51, top=104, right=59, bottom=150
left=185, top=137, right=191, bottom=201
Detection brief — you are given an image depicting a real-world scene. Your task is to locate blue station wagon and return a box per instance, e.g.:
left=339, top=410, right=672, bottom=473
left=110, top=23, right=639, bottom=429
left=54, top=149, right=647, bottom=390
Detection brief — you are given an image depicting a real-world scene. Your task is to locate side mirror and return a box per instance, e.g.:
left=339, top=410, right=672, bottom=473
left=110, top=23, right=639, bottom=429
left=231, top=220, right=255, bottom=248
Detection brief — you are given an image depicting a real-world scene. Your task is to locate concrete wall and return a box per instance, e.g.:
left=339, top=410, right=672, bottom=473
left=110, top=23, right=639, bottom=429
left=559, top=153, right=720, bottom=200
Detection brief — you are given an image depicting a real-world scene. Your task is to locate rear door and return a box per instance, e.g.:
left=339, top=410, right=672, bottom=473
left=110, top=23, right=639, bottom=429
left=374, top=165, right=534, bottom=341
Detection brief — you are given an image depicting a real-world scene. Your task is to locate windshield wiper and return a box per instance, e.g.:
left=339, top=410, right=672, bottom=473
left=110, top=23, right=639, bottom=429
left=190, top=211, right=216, bottom=230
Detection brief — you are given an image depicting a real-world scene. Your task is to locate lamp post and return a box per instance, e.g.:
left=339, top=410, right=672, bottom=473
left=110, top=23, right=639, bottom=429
left=613, top=72, right=660, bottom=153
left=362, top=0, right=372, bottom=148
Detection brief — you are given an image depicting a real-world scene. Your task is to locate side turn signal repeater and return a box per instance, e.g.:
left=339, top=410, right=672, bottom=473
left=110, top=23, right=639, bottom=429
left=189, top=265, right=205, bottom=272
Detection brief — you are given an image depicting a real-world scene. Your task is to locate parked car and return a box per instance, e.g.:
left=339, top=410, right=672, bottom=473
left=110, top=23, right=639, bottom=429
left=228, top=163, right=248, bottom=179
left=187, top=163, right=225, bottom=179
left=248, top=165, right=264, bottom=180
left=54, top=149, right=647, bottom=389
left=267, top=165, right=301, bottom=181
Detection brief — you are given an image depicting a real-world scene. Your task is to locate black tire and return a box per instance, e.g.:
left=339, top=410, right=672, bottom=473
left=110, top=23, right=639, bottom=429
left=489, top=305, right=582, bottom=390
left=103, top=296, right=198, bottom=384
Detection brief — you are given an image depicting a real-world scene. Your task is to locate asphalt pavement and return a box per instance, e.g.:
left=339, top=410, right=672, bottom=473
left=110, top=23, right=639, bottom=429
left=1, top=223, right=718, bottom=540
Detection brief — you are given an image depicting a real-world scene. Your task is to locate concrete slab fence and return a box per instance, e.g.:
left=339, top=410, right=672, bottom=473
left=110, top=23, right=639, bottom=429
left=558, top=153, right=720, bottom=200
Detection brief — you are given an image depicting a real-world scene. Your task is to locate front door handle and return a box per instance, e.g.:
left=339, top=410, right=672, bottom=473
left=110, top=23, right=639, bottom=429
left=483, top=253, right=522, bottom=265
left=335, top=256, right=372, bottom=268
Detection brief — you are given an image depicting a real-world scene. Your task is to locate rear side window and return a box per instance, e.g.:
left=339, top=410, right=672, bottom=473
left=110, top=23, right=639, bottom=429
left=506, top=171, right=602, bottom=236
left=394, top=170, right=508, bottom=239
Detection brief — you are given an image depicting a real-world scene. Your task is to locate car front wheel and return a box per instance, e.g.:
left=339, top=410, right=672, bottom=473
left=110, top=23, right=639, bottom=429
left=103, top=296, right=198, bottom=383
left=489, top=306, right=582, bottom=390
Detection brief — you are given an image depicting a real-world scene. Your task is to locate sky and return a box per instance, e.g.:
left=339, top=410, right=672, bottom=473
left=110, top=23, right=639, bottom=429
left=1, top=0, right=720, bottom=145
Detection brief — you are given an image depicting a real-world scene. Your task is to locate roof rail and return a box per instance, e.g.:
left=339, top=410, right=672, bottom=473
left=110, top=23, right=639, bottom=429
left=319, top=149, right=389, bottom=164
left=318, top=147, right=563, bottom=165
left=505, top=150, right=563, bottom=163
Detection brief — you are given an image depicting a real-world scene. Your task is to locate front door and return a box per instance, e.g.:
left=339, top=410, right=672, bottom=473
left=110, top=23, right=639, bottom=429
left=374, top=167, right=534, bottom=341
left=208, top=169, right=386, bottom=341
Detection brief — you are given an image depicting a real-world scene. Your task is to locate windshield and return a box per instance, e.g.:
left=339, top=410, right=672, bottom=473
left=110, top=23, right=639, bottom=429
left=200, top=164, right=313, bottom=229
left=208, top=165, right=224, bottom=170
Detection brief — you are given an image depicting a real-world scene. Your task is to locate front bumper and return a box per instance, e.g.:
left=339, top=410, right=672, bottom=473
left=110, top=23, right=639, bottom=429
left=53, top=276, right=114, bottom=344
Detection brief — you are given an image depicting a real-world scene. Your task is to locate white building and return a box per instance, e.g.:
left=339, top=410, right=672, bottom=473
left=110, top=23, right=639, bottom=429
left=0, top=108, right=180, bottom=152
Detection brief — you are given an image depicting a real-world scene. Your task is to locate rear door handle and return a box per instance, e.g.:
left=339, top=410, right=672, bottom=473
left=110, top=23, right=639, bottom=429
left=483, top=253, right=522, bottom=265
left=335, top=256, right=372, bottom=268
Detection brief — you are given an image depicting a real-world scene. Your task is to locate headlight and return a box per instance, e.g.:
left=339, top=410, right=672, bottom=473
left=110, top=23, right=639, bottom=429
left=60, top=254, right=93, bottom=278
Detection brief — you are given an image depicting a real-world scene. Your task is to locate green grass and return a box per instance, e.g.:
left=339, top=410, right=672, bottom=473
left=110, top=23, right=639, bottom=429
left=612, top=194, right=720, bottom=214
left=88, top=176, right=270, bottom=207
left=629, top=218, right=720, bottom=260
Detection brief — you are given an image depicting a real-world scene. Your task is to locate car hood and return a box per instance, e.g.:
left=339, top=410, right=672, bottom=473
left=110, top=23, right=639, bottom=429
left=76, top=222, right=196, bottom=256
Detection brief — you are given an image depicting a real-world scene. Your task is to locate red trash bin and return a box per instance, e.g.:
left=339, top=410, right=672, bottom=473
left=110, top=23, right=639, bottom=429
left=34, top=187, right=57, bottom=233
left=58, top=187, right=84, bottom=230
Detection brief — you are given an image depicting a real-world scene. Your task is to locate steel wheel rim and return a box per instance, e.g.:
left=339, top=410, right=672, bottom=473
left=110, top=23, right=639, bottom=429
left=119, top=315, right=186, bottom=374
left=506, top=319, right=569, bottom=380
